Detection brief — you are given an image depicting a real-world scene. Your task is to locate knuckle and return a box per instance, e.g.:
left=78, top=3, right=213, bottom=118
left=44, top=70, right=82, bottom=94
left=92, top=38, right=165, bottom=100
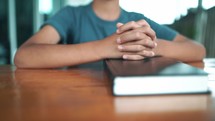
left=123, top=46, right=128, bottom=50
left=146, top=36, right=152, bottom=41
left=143, top=50, right=148, bottom=56
left=145, top=26, right=151, bottom=31
left=139, top=40, right=146, bottom=46
left=146, top=40, right=151, bottom=46
left=135, top=31, right=141, bottom=38
left=139, top=40, right=145, bottom=45
left=131, top=21, right=140, bottom=28
left=139, top=19, right=150, bottom=27
left=145, top=51, right=151, bottom=56
left=130, top=21, right=136, bottom=26
left=140, top=19, right=146, bottom=24
left=137, top=45, right=143, bottom=51
left=140, top=50, right=145, bottom=55
left=143, top=39, right=149, bottom=45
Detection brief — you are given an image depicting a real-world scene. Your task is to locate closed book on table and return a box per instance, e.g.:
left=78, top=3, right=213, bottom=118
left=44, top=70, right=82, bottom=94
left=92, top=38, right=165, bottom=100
left=105, top=57, right=210, bottom=96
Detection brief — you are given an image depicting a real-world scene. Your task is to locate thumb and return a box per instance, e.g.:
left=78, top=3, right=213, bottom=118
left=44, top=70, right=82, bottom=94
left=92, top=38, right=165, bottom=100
left=116, top=22, right=124, bottom=28
left=116, top=23, right=124, bottom=34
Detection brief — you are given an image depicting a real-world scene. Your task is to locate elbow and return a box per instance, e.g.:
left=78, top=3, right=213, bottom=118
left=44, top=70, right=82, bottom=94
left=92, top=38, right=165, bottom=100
left=14, top=50, right=26, bottom=68
left=191, top=43, right=206, bottom=62
left=182, top=42, right=206, bottom=62
left=14, top=49, right=32, bottom=69
left=198, top=44, right=206, bottom=61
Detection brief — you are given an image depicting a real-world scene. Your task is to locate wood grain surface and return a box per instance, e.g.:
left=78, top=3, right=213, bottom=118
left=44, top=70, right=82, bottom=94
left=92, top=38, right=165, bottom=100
left=0, top=60, right=214, bottom=121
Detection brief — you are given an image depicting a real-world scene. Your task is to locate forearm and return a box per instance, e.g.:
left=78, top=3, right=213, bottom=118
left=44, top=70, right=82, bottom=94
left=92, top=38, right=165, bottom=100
left=153, top=39, right=206, bottom=62
left=14, top=40, right=105, bottom=68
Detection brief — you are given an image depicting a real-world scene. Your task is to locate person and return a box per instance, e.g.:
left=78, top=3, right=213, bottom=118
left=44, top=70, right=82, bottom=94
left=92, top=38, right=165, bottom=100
left=14, top=0, right=206, bottom=68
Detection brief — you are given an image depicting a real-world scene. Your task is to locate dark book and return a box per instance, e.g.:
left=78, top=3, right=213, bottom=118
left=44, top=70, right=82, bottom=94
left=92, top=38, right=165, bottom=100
left=105, top=57, right=210, bottom=96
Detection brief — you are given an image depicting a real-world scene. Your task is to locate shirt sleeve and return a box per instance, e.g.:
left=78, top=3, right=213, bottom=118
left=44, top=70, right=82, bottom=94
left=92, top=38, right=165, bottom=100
left=41, top=6, right=74, bottom=43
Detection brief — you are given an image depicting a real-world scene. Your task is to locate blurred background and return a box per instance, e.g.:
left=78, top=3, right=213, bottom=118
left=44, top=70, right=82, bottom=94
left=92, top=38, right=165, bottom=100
left=0, top=0, right=215, bottom=65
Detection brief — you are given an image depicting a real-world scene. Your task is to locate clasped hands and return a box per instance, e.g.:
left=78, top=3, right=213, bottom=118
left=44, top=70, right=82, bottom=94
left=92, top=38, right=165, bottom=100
left=115, top=20, right=157, bottom=60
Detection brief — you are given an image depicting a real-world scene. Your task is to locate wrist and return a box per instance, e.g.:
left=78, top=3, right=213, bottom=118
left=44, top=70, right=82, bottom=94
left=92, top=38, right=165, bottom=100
left=152, top=39, right=166, bottom=57
left=93, top=39, right=109, bottom=60
left=94, top=34, right=124, bottom=60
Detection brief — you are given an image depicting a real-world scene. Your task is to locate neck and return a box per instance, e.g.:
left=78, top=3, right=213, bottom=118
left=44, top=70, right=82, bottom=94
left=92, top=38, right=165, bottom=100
left=92, top=0, right=120, bottom=21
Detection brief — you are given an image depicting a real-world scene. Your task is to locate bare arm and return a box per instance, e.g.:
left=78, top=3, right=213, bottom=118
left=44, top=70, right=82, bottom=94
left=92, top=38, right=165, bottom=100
left=15, top=24, right=156, bottom=68
left=153, top=35, right=206, bottom=62
left=14, top=25, right=122, bottom=68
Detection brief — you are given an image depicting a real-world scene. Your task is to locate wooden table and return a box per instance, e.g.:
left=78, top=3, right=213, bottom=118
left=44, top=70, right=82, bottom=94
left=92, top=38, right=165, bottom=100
left=0, top=59, right=215, bottom=121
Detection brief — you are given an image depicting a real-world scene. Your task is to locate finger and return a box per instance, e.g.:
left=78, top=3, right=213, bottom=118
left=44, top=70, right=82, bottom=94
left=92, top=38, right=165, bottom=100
left=136, top=19, right=150, bottom=27
left=132, top=19, right=156, bottom=40
left=118, top=31, right=143, bottom=44
left=118, top=31, right=156, bottom=48
left=123, top=50, right=155, bottom=58
left=121, top=36, right=156, bottom=48
left=123, top=54, right=145, bottom=60
left=118, top=45, right=145, bottom=52
left=135, top=26, right=156, bottom=41
left=116, top=23, right=124, bottom=28
left=118, top=26, right=156, bottom=43
left=116, top=23, right=124, bottom=33
left=117, top=21, right=141, bottom=34
left=137, top=50, right=155, bottom=57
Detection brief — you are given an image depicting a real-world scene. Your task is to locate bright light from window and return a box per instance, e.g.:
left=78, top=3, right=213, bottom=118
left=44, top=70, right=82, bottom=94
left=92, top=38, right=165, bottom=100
left=65, top=0, right=215, bottom=25
left=39, top=0, right=53, bottom=14
left=66, top=0, right=92, bottom=6
left=119, top=0, right=199, bottom=24
left=120, top=0, right=215, bottom=24
left=203, top=0, right=215, bottom=9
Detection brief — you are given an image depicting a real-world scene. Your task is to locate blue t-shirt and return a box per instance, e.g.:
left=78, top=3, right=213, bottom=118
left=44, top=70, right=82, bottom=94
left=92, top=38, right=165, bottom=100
left=43, top=3, right=178, bottom=44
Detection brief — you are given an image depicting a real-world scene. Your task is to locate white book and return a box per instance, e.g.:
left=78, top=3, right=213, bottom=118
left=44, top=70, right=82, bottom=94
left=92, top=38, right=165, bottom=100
left=105, top=57, right=210, bottom=96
